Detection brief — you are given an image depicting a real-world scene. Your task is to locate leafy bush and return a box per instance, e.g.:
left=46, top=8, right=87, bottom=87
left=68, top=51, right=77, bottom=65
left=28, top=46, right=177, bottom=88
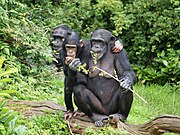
left=120, top=0, right=180, bottom=84
left=0, top=0, right=53, bottom=76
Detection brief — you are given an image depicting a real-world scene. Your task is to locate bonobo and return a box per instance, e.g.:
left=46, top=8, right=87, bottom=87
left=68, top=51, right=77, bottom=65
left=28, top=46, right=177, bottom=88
left=61, top=31, right=87, bottom=120
left=50, top=24, right=71, bottom=69
left=73, top=29, right=136, bottom=127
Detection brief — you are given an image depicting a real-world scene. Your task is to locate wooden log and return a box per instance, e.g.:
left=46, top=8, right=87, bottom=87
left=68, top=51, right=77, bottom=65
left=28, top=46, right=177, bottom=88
left=7, top=99, right=66, bottom=117
left=7, top=100, right=180, bottom=134
left=69, top=115, right=180, bottom=135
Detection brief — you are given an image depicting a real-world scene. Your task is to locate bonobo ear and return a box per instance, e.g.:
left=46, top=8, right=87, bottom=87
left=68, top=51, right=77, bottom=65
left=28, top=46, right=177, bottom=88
left=80, top=39, right=84, bottom=47
left=110, top=35, right=116, bottom=45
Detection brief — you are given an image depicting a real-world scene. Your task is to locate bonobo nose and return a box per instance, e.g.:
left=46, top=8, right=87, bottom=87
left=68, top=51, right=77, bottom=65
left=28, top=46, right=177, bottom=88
left=95, top=45, right=99, bottom=48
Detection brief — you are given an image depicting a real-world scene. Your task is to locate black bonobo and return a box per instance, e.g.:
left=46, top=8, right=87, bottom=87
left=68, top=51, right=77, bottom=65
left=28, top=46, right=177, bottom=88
left=73, top=29, right=136, bottom=127
left=50, top=24, right=71, bottom=69
left=61, top=31, right=88, bottom=120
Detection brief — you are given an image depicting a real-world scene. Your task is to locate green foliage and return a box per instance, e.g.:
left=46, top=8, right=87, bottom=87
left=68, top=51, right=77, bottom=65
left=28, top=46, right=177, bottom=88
left=0, top=57, right=18, bottom=98
left=121, top=0, right=180, bottom=84
left=17, top=113, right=68, bottom=135
left=86, top=126, right=128, bottom=135
left=0, top=100, right=27, bottom=135
left=0, top=0, right=53, bottom=76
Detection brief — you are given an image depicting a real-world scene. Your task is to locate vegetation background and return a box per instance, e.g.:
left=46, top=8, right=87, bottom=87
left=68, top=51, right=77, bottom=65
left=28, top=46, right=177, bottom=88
left=0, top=0, right=179, bottom=134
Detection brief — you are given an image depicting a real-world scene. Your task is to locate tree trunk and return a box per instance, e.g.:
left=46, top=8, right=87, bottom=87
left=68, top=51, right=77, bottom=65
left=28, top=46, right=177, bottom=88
left=7, top=100, right=180, bottom=134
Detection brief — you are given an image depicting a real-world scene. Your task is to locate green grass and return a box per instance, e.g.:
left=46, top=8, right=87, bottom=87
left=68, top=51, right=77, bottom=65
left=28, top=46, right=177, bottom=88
left=128, top=83, right=180, bottom=124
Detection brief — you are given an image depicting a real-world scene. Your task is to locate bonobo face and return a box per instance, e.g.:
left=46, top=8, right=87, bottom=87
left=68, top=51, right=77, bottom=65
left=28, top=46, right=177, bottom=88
left=51, top=36, right=64, bottom=51
left=51, top=28, right=68, bottom=52
left=91, top=40, right=107, bottom=60
left=65, top=44, right=77, bottom=65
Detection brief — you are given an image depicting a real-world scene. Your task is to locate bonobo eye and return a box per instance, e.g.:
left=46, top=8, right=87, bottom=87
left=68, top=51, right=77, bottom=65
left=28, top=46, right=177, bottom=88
left=92, top=40, right=104, bottom=45
left=53, top=36, right=63, bottom=41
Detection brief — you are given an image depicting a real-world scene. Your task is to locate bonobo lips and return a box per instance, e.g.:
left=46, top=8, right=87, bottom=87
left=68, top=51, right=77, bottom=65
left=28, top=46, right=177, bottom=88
left=90, top=51, right=102, bottom=61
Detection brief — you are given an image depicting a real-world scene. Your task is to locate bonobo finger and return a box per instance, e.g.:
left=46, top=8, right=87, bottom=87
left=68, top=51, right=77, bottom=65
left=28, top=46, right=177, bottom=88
left=69, top=58, right=81, bottom=70
left=69, top=58, right=81, bottom=66
left=112, top=46, right=119, bottom=53
left=95, top=120, right=104, bottom=127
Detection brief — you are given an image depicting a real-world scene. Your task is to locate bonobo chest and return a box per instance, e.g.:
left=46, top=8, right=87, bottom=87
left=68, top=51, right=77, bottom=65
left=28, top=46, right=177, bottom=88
left=89, top=52, right=116, bottom=78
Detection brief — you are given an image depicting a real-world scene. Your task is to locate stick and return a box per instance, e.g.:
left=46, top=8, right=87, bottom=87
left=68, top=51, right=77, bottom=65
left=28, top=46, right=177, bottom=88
left=92, top=66, right=148, bottom=104
left=66, top=120, right=74, bottom=135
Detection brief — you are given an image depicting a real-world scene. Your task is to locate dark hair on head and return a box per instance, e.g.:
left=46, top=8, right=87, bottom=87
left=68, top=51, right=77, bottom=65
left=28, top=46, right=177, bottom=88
left=53, top=24, right=71, bottom=32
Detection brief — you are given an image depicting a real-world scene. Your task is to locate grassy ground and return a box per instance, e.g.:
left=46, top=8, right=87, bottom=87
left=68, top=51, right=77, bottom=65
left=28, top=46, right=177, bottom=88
left=128, top=83, right=179, bottom=124
left=13, top=69, right=180, bottom=134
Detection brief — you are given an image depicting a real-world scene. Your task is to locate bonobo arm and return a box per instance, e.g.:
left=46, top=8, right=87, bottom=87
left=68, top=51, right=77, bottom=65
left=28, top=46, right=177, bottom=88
left=115, top=49, right=136, bottom=86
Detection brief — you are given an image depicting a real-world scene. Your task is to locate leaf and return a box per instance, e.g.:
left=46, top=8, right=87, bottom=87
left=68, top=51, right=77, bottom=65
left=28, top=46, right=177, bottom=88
left=14, top=126, right=27, bottom=135
left=0, top=68, right=18, bottom=77
left=161, top=50, right=165, bottom=57
left=0, top=57, right=6, bottom=69
left=0, top=100, right=7, bottom=108
left=3, top=48, right=10, bottom=55
left=0, top=93, right=11, bottom=98
left=0, top=78, right=12, bottom=83
left=162, top=60, right=168, bottom=66
left=0, top=90, right=16, bottom=94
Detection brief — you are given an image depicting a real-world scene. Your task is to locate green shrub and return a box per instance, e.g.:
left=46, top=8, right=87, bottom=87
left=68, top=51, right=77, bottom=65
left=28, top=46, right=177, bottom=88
left=121, top=0, right=179, bottom=84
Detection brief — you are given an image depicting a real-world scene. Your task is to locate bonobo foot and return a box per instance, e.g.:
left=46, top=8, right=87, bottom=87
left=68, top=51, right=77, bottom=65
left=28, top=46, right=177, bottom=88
left=91, top=113, right=109, bottom=127
left=109, top=113, right=126, bottom=122
left=64, top=110, right=74, bottom=120
left=73, top=110, right=86, bottom=117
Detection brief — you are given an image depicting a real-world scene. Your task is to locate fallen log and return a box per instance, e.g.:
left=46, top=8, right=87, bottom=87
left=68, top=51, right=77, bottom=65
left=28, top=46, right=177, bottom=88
left=7, top=100, right=180, bottom=134
left=7, top=99, right=66, bottom=117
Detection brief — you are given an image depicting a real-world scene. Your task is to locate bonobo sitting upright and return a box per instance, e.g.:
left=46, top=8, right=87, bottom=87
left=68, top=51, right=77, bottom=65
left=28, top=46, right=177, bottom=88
left=73, top=29, right=136, bottom=127
left=60, top=31, right=87, bottom=120
left=50, top=24, right=71, bottom=69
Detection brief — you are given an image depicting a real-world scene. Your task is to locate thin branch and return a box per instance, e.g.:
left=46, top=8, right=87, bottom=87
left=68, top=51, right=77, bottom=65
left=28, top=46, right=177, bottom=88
left=66, top=120, right=74, bottom=135
left=92, top=66, right=148, bottom=104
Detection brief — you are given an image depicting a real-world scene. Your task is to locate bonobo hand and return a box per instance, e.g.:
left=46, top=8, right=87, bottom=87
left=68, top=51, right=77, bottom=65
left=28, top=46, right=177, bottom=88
left=112, top=40, right=123, bottom=53
left=119, top=76, right=131, bottom=90
left=64, top=110, right=74, bottom=120
left=69, top=58, right=82, bottom=71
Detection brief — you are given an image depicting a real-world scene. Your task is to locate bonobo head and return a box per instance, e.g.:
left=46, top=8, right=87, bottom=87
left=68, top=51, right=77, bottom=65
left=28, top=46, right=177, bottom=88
left=90, top=29, right=116, bottom=60
left=50, top=24, right=71, bottom=52
left=62, top=31, right=81, bottom=65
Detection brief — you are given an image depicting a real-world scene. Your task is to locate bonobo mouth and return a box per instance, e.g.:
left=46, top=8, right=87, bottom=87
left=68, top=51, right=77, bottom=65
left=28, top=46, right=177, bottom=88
left=53, top=47, right=62, bottom=52
left=90, top=51, right=103, bottom=64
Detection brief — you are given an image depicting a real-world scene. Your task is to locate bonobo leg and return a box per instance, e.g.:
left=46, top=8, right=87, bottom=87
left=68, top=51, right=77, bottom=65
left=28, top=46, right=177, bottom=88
left=73, top=84, right=108, bottom=126
left=108, top=89, right=133, bottom=122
